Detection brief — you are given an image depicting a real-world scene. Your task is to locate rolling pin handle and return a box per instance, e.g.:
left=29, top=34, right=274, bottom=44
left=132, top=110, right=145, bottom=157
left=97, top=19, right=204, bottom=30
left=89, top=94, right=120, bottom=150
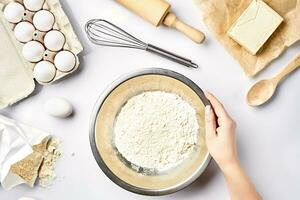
left=163, top=12, right=205, bottom=44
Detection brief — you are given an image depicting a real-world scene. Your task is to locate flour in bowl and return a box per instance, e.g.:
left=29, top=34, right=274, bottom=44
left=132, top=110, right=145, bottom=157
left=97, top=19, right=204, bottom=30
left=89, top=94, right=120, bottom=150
left=114, top=91, right=199, bottom=171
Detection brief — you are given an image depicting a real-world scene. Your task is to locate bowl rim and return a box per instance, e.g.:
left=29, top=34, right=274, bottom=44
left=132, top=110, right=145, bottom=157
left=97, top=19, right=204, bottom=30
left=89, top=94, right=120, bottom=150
left=89, top=68, right=212, bottom=196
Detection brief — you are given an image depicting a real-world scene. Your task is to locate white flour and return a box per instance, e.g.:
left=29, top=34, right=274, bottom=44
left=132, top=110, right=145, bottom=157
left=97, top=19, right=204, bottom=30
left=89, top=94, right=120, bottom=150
left=114, top=91, right=199, bottom=171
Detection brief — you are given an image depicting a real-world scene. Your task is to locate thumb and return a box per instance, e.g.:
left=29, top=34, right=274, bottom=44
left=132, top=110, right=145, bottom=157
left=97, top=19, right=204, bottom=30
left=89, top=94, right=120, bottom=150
left=205, top=105, right=216, bottom=139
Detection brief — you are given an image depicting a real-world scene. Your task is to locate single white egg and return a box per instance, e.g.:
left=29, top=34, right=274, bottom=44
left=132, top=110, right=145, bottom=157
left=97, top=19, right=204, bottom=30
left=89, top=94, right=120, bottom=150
left=44, top=97, right=73, bottom=118
left=23, top=0, right=45, bottom=11
left=22, top=41, right=45, bottom=62
left=54, top=50, right=76, bottom=72
left=33, top=60, right=56, bottom=82
left=44, top=30, right=66, bottom=51
left=18, top=197, right=36, bottom=200
left=14, top=21, right=35, bottom=43
left=33, top=10, right=55, bottom=32
left=3, top=2, right=25, bottom=23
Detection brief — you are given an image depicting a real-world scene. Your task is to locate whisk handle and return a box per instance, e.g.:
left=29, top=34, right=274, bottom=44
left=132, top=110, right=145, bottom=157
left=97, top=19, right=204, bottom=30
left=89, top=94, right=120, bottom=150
left=146, top=44, right=198, bottom=69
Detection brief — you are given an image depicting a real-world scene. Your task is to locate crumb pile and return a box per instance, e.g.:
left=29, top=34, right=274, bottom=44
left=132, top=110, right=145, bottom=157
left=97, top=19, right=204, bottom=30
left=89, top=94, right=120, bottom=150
left=10, top=137, right=61, bottom=187
left=38, top=138, right=61, bottom=187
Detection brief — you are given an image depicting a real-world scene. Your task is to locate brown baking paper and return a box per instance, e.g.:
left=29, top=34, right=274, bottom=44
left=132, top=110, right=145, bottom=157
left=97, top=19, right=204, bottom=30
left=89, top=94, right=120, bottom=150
left=194, top=0, right=300, bottom=76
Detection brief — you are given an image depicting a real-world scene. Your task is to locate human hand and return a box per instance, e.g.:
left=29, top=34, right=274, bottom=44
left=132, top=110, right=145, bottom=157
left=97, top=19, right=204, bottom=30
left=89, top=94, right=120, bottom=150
left=204, top=92, right=262, bottom=200
left=204, top=92, right=239, bottom=173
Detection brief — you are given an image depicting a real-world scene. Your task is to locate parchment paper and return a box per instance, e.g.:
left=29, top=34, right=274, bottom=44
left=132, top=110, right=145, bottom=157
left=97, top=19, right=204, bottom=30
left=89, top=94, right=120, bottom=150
left=194, top=0, right=300, bottom=76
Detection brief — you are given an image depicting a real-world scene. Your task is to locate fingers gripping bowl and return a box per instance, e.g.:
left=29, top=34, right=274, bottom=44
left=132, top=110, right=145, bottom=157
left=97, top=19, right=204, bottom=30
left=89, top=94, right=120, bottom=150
left=89, top=68, right=211, bottom=195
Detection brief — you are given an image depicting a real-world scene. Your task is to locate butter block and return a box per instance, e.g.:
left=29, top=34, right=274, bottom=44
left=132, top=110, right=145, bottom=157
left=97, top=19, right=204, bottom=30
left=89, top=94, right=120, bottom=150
left=228, top=0, right=283, bottom=55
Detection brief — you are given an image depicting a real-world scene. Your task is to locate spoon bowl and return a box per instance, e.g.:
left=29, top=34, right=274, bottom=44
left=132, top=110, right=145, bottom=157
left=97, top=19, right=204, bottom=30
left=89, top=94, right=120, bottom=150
left=247, top=80, right=277, bottom=106
left=246, top=54, right=300, bottom=107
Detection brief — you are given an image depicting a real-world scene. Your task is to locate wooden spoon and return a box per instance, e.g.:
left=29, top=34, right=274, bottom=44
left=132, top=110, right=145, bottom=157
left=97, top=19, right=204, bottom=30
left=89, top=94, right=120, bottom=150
left=247, top=54, right=300, bottom=106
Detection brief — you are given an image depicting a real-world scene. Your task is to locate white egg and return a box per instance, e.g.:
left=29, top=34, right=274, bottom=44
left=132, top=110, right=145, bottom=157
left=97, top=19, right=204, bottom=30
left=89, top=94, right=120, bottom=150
left=44, top=30, right=65, bottom=51
left=54, top=50, right=76, bottom=72
left=18, top=197, right=36, bottom=200
left=22, top=41, right=45, bottom=62
left=33, top=10, right=55, bottom=32
left=44, top=97, right=73, bottom=118
left=23, top=0, right=45, bottom=11
left=3, top=2, right=25, bottom=23
left=33, top=60, right=56, bottom=82
left=14, top=21, right=35, bottom=43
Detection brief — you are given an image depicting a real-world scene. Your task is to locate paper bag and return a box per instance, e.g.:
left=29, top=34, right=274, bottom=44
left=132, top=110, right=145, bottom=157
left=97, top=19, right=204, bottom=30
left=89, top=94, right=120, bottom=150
left=0, top=115, right=49, bottom=190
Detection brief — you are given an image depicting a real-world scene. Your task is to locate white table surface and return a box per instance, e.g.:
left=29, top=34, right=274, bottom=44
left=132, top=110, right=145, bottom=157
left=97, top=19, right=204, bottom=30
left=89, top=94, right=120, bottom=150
left=1, top=0, right=300, bottom=199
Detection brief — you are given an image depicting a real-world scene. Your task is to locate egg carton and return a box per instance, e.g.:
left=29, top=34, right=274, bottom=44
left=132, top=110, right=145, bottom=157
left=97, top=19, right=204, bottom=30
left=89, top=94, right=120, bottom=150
left=0, top=0, right=82, bottom=109
left=0, top=0, right=83, bottom=85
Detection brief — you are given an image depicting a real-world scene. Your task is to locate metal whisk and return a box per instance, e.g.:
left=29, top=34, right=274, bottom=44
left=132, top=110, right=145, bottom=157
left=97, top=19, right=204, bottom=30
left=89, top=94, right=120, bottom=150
left=85, top=19, right=198, bottom=69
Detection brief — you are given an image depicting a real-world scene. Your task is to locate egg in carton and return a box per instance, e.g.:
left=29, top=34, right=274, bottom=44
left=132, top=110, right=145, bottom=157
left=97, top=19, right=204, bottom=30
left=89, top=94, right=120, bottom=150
left=0, top=0, right=82, bottom=108
left=2, top=0, right=82, bottom=85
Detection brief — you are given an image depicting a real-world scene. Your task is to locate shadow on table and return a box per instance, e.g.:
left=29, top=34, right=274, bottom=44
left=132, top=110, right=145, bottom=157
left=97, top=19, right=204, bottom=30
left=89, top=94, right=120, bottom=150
left=174, top=159, right=219, bottom=198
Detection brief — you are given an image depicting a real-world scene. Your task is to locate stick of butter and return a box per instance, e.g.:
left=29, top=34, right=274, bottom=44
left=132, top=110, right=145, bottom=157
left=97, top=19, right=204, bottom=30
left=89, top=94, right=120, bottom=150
left=228, top=0, right=283, bottom=55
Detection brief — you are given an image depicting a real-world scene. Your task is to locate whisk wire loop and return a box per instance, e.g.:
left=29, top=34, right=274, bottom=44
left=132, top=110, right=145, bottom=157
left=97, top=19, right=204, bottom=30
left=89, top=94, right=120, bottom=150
left=85, top=19, right=198, bottom=68
left=85, top=19, right=147, bottom=50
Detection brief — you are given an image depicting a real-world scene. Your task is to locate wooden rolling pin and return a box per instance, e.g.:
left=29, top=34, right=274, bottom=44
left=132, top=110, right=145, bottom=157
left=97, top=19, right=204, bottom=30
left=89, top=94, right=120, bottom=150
left=116, top=0, right=205, bottom=44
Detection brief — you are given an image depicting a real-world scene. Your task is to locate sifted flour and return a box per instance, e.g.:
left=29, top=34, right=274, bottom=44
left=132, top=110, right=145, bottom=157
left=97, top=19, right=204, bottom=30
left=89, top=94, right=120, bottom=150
left=114, top=91, right=199, bottom=171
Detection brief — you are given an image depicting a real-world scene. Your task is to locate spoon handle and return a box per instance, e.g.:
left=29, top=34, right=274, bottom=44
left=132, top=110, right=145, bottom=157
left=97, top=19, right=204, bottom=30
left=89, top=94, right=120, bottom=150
left=273, top=54, right=300, bottom=83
